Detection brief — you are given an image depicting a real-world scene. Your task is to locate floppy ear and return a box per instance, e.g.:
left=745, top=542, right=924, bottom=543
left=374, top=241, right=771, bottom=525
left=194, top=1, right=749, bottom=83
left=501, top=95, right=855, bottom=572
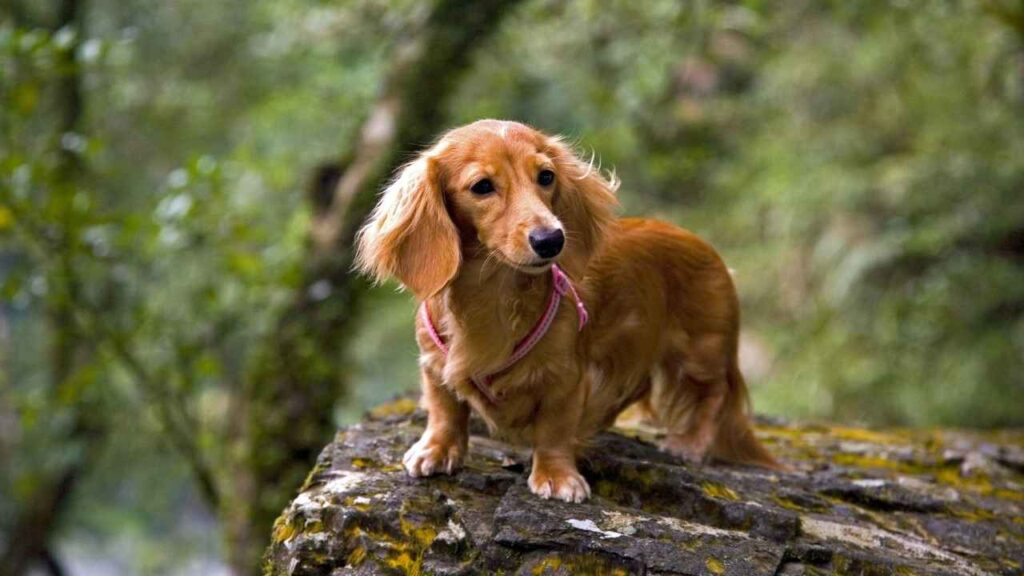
left=355, top=155, right=460, bottom=299
left=547, top=137, right=620, bottom=275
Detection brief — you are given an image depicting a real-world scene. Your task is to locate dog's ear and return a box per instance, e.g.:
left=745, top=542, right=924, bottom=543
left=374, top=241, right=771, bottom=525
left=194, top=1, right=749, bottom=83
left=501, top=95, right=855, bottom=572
left=355, top=155, right=460, bottom=299
left=547, top=137, right=619, bottom=275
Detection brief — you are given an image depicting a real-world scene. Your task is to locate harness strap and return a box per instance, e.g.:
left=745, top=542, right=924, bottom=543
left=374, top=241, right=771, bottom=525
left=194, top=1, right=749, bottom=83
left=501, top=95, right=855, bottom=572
left=419, top=264, right=588, bottom=404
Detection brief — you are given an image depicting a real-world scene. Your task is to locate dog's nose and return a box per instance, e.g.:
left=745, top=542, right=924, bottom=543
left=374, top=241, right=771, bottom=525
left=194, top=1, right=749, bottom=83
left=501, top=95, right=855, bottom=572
left=528, top=228, right=565, bottom=259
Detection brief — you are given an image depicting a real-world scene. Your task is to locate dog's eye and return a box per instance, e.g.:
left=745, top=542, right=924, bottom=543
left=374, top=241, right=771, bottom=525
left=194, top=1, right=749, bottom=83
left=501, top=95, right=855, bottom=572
left=538, top=169, right=555, bottom=186
left=470, top=178, right=495, bottom=195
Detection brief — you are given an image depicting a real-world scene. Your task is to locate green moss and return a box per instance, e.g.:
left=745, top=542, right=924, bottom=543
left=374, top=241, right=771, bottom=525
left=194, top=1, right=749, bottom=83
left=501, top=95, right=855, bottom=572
left=594, top=479, right=628, bottom=501
left=298, top=459, right=332, bottom=492
left=620, top=464, right=666, bottom=488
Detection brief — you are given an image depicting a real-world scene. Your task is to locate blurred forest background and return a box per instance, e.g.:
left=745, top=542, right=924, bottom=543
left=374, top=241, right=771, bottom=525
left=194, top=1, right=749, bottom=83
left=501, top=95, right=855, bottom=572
left=2, top=0, right=1023, bottom=574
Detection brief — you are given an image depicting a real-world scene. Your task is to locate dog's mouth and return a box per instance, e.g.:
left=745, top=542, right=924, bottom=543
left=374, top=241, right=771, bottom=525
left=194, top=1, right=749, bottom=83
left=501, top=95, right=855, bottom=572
left=493, top=251, right=556, bottom=274
left=519, top=260, right=554, bottom=274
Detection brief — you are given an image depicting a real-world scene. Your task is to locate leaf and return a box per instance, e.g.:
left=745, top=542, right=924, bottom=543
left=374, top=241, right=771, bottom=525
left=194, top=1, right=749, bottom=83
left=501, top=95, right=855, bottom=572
left=0, top=205, right=13, bottom=231
left=11, top=82, right=40, bottom=115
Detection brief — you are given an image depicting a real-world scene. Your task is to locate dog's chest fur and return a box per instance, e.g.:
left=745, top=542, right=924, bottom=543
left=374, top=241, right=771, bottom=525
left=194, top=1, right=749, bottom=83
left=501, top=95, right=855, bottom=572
left=420, top=263, right=583, bottom=443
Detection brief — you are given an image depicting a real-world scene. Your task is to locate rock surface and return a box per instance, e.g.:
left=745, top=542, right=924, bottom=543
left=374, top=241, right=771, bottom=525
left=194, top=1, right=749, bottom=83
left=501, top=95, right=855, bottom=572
left=264, top=398, right=1024, bottom=575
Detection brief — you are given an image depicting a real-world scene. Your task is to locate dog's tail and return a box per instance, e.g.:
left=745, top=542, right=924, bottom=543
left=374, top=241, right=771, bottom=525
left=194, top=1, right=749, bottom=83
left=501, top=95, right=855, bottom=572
left=710, top=360, right=783, bottom=470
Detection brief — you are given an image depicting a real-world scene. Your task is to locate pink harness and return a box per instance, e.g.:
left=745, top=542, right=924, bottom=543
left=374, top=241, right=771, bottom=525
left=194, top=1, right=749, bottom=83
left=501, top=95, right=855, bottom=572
left=419, top=264, right=589, bottom=404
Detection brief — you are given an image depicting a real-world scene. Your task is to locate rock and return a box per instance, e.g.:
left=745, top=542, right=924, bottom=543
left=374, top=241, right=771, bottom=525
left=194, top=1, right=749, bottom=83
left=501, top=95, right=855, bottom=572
left=264, top=399, right=1024, bottom=576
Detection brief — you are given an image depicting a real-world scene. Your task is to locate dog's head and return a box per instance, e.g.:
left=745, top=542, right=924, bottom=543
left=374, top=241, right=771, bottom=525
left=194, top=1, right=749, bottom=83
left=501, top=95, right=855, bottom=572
left=356, top=120, right=619, bottom=299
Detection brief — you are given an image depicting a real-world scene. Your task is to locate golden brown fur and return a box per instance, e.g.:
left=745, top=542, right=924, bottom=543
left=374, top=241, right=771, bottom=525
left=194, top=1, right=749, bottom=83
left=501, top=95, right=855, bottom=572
left=356, top=119, right=778, bottom=503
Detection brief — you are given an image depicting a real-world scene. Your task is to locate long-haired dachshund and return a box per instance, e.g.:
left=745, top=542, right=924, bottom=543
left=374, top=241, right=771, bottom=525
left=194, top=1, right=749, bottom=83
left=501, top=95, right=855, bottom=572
left=356, top=119, right=778, bottom=502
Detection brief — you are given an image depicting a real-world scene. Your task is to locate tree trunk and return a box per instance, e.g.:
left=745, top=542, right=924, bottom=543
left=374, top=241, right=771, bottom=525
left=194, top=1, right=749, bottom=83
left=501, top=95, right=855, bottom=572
left=227, top=1, right=524, bottom=573
left=0, top=1, right=98, bottom=575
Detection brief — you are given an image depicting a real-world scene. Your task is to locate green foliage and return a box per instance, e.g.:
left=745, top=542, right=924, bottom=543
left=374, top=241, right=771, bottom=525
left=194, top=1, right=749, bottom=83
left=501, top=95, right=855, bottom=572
left=1, top=0, right=393, bottom=570
left=692, top=2, right=1024, bottom=426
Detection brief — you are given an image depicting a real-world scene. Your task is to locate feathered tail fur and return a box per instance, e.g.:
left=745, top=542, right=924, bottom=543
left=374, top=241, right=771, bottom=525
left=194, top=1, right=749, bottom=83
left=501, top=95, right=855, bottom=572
left=710, top=361, right=782, bottom=469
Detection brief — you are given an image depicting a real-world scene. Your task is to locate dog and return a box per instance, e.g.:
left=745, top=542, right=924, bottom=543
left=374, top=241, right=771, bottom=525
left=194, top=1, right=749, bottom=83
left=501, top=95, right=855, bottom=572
left=356, top=119, right=779, bottom=502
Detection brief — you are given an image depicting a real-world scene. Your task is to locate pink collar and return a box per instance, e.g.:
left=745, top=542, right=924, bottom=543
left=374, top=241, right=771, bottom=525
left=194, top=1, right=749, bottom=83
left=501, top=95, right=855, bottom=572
left=419, top=263, right=589, bottom=404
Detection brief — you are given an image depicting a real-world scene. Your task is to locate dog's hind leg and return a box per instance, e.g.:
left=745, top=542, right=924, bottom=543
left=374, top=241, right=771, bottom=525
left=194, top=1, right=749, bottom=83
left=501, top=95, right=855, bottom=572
left=660, top=375, right=727, bottom=463
left=651, top=333, right=730, bottom=464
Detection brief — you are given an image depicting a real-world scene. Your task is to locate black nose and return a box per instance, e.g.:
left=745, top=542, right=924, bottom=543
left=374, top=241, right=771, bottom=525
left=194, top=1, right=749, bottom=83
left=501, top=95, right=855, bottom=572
left=528, top=228, right=565, bottom=259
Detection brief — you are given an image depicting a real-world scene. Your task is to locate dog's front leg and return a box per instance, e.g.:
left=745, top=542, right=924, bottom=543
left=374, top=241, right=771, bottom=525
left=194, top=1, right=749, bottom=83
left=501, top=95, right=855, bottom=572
left=528, top=379, right=590, bottom=503
left=403, top=368, right=469, bottom=477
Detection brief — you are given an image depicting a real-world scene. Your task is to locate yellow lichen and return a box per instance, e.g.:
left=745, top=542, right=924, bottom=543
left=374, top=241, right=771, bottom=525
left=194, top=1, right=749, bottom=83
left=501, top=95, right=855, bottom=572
left=994, top=488, right=1024, bottom=502
left=271, top=516, right=298, bottom=544
left=270, top=512, right=325, bottom=544
left=344, top=518, right=435, bottom=576
left=531, top=557, right=562, bottom=575
left=529, top=555, right=628, bottom=576
left=831, top=453, right=917, bottom=473
left=383, top=551, right=417, bottom=574
left=343, top=495, right=373, bottom=512
left=701, top=481, right=740, bottom=501
left=400, top=516, right=439, bottom=548
left=933, top=466, right=1023, bottom=501
left=828, top=425, right=912, bottom=446
left=772, top=495, right=811, bottom=512
left=705, top=557, right=726, bottom=575
left=346, top=546, right=367, bottom=566
left=950, top=507, right=995, bottom=522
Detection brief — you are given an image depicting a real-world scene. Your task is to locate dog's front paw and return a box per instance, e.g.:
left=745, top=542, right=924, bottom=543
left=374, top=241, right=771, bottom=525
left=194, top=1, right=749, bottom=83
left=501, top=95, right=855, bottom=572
left=402, top=433, right=465, bottom=477
left=528, top=465, right=591, bottom=503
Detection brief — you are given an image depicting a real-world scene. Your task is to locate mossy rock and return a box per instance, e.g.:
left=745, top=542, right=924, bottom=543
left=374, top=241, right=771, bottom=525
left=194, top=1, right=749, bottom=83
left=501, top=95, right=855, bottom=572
left=263, top=399, right=1024, bottom=575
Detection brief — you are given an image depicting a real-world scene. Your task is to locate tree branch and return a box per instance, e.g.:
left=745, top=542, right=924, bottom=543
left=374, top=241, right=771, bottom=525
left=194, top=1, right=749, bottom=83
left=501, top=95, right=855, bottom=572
left=3, top=192, right=222, bottom=511
left=89, top=313, right=222, bottom=509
